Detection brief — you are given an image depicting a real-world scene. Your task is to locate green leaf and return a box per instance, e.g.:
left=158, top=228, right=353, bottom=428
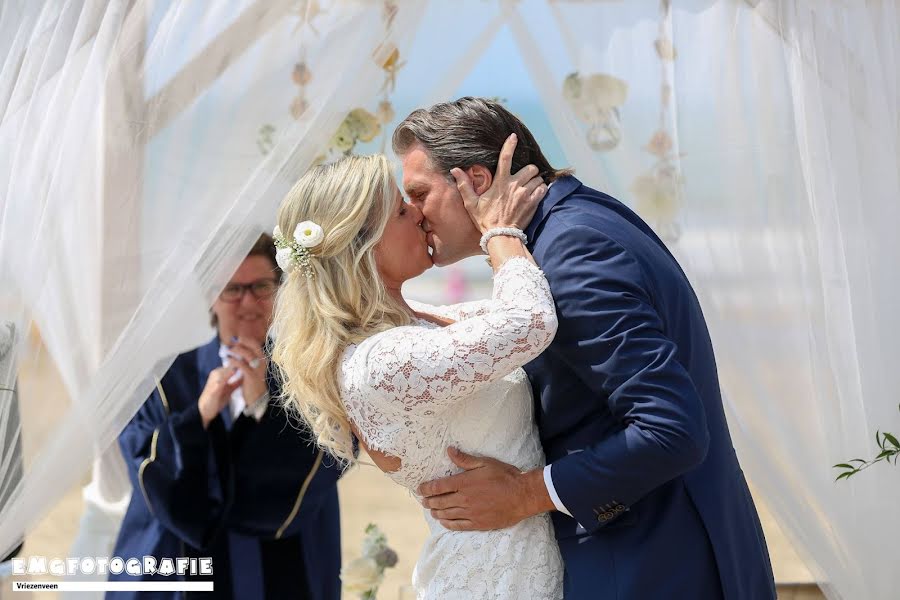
left=835, top=471, right=855, bottom=481
left=875, top=450, right=894, bottom=460
left=882, top=432, right=900, bottom=449
left=850, top=458, right=868, bottom=464
left=876, top=431, right=882, bottom=448
left=832, top=463, right=854, bottom=470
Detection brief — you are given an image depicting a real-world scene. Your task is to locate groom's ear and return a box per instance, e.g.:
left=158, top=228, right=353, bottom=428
left=468, top=165, right=493, bottom=195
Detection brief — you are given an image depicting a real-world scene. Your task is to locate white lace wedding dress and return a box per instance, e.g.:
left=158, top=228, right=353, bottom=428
left=340, top=258, right=564, bottom=599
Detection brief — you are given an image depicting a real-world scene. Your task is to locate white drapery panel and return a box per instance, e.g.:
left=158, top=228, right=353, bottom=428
left=400, top=1, right=899, bottom=597
left=1, top=1, right=898, bottom=599
left=505, top=2, right=898, bottom=598
left=0, top=0, right=424, bottom=561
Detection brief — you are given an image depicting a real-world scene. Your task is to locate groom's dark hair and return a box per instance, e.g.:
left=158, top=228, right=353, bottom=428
left=393, top=97, right=572, bottom=184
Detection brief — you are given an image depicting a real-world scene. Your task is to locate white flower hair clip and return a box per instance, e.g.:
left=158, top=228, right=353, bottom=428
left=273, top=221, right=324, bottom=278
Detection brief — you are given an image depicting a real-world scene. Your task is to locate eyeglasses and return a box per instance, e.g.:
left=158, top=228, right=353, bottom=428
left=218, top=278, right=279, bottom=303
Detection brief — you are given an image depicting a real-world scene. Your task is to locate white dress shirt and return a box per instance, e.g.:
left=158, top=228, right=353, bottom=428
left=543, top=464, right=573, bottom=517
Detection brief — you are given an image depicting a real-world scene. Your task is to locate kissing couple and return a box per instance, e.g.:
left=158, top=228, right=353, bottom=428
left=270, top=97, right=776, bottom=599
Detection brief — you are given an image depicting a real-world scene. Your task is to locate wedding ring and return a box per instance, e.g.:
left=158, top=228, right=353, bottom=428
left=248, top=358, right=262, bottom=369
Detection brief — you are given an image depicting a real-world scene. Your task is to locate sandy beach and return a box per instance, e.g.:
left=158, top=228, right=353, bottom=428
left=6, top=341, right=823, bottom=599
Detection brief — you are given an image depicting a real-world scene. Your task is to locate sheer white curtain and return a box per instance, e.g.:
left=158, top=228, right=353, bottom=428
left=396, top=6, right=900, bottom=596
left=0, top=0, right=424, bottom=562
left=768, top=2, right=899, bottom=597
left=1, top=1, right=898, bottom=598
left=509, top=1, right=899, bottom=598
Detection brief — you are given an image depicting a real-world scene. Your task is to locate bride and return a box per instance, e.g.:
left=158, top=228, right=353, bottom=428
left=270, top=137, right=563, bottom=599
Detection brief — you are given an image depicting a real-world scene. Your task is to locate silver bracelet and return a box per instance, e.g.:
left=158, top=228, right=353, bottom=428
left=479, top=227, right=528, bottom=253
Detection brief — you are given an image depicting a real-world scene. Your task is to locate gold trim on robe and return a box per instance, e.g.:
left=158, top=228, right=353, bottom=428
left=275, top=449, right=324, bottom=539
left=136, top=378, right=171, bottom=516
left=138, top=429, right=160, bottom=516
left=154, top=376, right=171, bottom=415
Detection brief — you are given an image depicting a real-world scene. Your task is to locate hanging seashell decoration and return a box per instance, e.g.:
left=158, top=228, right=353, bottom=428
left=562, top=72, right=629, bottom=151
left=631, top=0, right=685, bottom=243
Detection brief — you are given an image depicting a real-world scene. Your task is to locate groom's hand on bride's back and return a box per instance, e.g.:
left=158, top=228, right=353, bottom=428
left=417, top=447, right=556, bottom=531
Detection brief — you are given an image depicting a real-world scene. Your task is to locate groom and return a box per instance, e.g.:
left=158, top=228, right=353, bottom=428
left=398, top=97, right=776, bottom=599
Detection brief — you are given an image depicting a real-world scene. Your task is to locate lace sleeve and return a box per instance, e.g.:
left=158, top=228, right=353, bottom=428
left=357, top=257, right=557, bottom=415
left=408, top=298, right=496, bottom=321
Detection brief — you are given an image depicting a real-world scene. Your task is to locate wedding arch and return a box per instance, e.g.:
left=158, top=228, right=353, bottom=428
left=0, top=1, right=897, bottom=598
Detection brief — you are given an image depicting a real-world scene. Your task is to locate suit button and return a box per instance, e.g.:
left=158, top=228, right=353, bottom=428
left=597, top=513, right=609, bottom=522
left=614, top=506, right=625, bottom=513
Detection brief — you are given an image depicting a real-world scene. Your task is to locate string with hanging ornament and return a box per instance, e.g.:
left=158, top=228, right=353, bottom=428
left=552, top=1, right=628, bottom=152
left=630, top=0, right=685, bottom=244
left=319, top=0, right=404, bottom=161
left=256, top=0, right=325, bottom=156
left=288, top=0, right=326, bottom=122
left=375, top=1, right=403, bottom=151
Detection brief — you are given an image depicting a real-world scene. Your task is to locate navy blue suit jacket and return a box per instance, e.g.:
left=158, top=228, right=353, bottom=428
left=524, top=177, right=775, bottom=599
left=110, top=337, right=342, bottom=600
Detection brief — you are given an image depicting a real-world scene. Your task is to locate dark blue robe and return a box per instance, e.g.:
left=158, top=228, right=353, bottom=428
left=109, top=337, right=342, bottom=600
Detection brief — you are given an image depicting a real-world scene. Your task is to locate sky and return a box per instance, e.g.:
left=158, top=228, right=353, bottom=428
left=139, top=0, right=795, bottom=303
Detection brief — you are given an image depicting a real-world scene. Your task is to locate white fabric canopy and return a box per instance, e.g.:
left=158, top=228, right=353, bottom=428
left=1, top=1, right=898, bottom=598
left=0, top=0, right=425, bottom=563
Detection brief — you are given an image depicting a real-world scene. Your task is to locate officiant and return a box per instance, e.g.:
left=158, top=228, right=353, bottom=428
left=109, top=234, right=342, bottom=600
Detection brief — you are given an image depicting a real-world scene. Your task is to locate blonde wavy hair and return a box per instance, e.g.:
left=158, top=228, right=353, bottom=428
left=271, top=154, right=412, bottom=465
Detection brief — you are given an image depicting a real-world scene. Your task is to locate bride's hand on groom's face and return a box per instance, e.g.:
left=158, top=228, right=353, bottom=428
left=451, top=133, right=548, bottom=234
left=417, top=447, right=555, bottom=532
